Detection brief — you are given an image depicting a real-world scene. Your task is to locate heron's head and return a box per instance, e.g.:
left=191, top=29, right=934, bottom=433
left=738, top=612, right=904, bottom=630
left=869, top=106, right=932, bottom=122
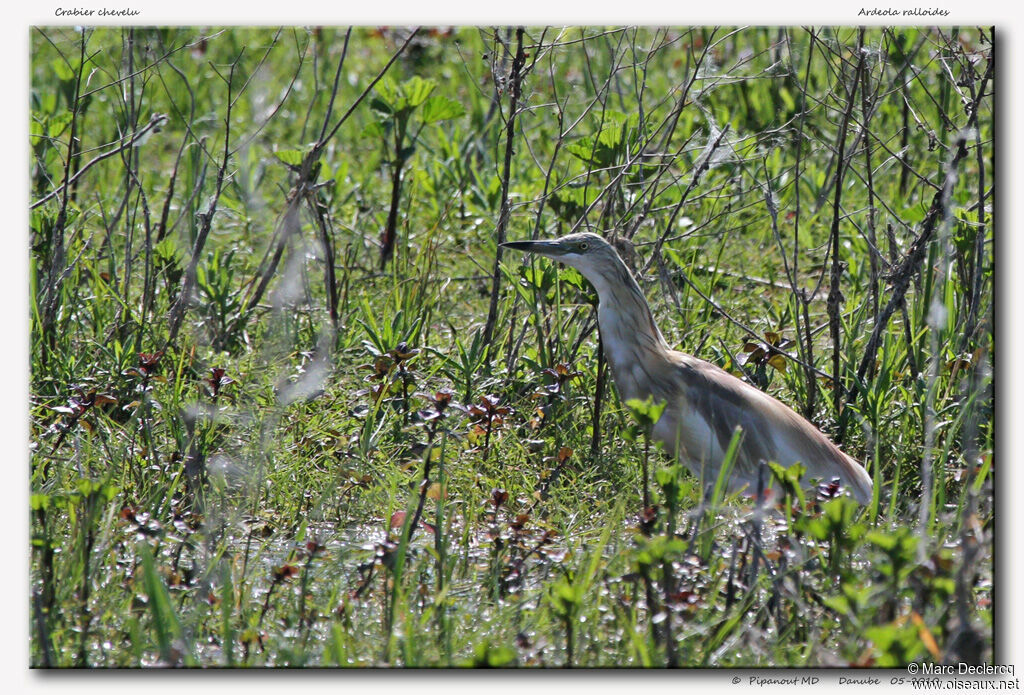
left=501, top=232, right=625, bottom=289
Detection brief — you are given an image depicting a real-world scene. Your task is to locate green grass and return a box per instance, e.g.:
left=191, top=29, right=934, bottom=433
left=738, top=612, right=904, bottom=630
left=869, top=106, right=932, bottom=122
left=29, top=25, right=993, bottom=667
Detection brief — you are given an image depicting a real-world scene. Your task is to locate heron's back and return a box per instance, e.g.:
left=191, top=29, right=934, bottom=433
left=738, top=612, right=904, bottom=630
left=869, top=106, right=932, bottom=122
left=647, top=352, right=873, bottom=503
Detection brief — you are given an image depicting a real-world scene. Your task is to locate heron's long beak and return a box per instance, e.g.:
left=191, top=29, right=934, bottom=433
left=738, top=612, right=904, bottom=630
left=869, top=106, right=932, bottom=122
left=500, top=239, right=570, bottom=258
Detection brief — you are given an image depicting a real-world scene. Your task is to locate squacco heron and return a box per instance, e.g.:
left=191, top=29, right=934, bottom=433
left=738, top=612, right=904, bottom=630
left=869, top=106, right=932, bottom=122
left=502, top=232, right=873, bottom=504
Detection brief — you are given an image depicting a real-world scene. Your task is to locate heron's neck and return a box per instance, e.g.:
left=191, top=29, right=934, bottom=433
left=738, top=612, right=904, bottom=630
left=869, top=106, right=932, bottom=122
left=589, top=262, right=671, bottom=402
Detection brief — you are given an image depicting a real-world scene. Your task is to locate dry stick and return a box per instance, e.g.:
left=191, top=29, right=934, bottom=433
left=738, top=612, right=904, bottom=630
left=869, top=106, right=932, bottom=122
left=31, top=104, right=168, bottom=210
left=463, top=28, right=507, bottom=174
left=758, top=158, right=795, bottom=289
left=39, top=31, right=87, bottom=369
left=898, top=93, right=913, bottom=197
left=75, top=31, right=223, bottom=102
left=638, top=31, right=712, bottom=187
left=590, top=331, right=606, bottom=460
left=316, top=28, right=353, bottom=144
left=618, top=35, right=665, bottom=239
left=226, top=30, right=299, bottom=154
left=123, top=165, right=156, bottom=344
left=840, top=56, right=993, bottom=439
left=472, top=30, right=549, bottom=376
left=757, top=155, right=834, bottom=412
left=528, top=75, right=691, bottom=253
left=626, top=32, right=710, bottom=236
left=307, top=29, right=351, bottom=328
left=32, top=591, right=54, bottom=667
left=117, top=30, right=141, bottom=344
left=548, top=31, right=711, bottom=246
left=802, top=41, right=879, bottom=217
left=242, top=178, right=304, bottom=320
left=917, top=160, right=961, bottom=557
left=503, top=58, right=562, bottom=375
left=239, top=29, right=417, bottom=324
left=670, top=265, right=834, bottom=382
left=318, top=29, right=420, bottom=153
left=379, top=125, right=406, bottom=270
left=577, top=30, right=630, bottom=231
left=154, top=130, right=188, bottom=245
left=883, top=222, right=920, bottom=381
left=624, top=27, right=649, bottom=170
left=166, top=57, right=238, bottom=346
left=825, top=44, right=864, bottom=440
left=624, top=48, right=710, bottom=241
left=643, top=123, right=731, bottom=276
left=67, top=94, right=88, bottom=207
left=788, top=26, right=817, bottom=419
left=310, top=193, right=340, bottom=327
left=405, top=424, right=445, bottom=543
left=883, top=31, right=935, bottom=199
left=152, top=57, right=206, bottom=244
left=76, top=504, right=97, bottom=667
left=882, top=31, right=930, bottom=193
left=963, top=32, right=993, bottom=350
left=810, top=32, right=929, bottom=203
left=860, top=39, right=881, bottom=323
left=501, top=31, right=591, bottom=377
left=120, top=33, right=156, bottom=339
left=482, top=27, right=526, bottom=348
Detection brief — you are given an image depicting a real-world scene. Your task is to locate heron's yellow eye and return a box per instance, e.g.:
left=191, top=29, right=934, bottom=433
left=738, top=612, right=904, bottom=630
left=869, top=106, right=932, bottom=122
left=578, top=242, right=589, bottom=251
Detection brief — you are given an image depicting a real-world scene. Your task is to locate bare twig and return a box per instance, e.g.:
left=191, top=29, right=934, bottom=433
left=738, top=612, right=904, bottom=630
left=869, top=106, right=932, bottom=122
left=840, top=54, right=992, bottom=436
left=239, top=29, right=419, bottom=323
left=644, top=123, right=731, bottom=275
left=483, top=27, right=527, bottom=348
left=826, top=40, right=864, bottom=436
left=38, top=30, right=88, bottom=368
left=166, top=55, right=239, bottom=346
left=31, top=113, right=168, bottom=211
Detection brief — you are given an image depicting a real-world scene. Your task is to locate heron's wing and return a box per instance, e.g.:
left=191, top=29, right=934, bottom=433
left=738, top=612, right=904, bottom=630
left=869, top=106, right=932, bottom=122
left=658, top=352, right=872, bottom=502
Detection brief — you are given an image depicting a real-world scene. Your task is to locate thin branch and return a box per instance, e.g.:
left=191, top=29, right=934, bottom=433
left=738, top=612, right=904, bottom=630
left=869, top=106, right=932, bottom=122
left=166, top=56, right=239, bottom=346
left=31, top=113, right=168, bottom=211
left=826, top=34, right=864, bottom=436
left=840, top=72, right=991, bottom=436
left=483, top=27, right=527, bottom=347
